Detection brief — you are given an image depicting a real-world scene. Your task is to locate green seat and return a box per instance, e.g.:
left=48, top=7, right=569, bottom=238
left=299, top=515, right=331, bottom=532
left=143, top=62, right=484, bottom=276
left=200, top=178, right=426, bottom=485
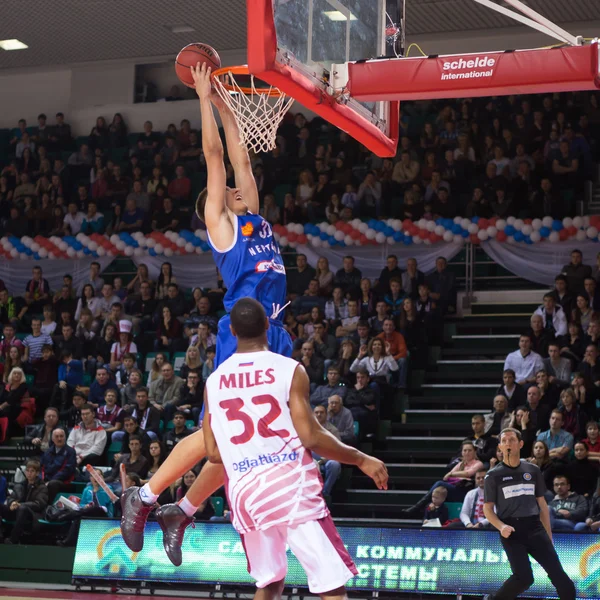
left=107, top=440, right=121, bottom=465
left=185, top=420, right=195, bottom=429
left=15, top=333, right=28, bottom=341
left=82, top=373, right=91, bottom=386
left=446, top=502, right=463, bottom=520
left=173, top=352, right=186, bottom=373
left=210, top=496, right=224, bottom=517
left=25, top=374, right=34, bottom=386
left=353, top=421, right=359, bottom=437
left=144, top=352, right=159, bottom=373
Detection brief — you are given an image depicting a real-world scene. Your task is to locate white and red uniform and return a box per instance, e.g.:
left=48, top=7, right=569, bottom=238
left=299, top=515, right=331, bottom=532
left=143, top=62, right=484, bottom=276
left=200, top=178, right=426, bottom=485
left=206, top=350, right=357, bottom=593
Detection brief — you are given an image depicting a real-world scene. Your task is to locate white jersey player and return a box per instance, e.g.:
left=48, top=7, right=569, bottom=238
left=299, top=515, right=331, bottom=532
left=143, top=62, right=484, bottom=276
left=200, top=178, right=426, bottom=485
left=203, top=297, right=388, bottom=600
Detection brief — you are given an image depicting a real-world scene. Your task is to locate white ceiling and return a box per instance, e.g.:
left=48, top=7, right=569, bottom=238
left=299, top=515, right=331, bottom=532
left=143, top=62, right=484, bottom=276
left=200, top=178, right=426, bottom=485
left=0, top=0, right=598, bottom=70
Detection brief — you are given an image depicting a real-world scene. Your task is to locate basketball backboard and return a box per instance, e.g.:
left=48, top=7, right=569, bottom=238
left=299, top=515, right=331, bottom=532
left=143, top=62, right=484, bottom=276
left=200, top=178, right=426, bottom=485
left=247, top=0, right=399, bottom=157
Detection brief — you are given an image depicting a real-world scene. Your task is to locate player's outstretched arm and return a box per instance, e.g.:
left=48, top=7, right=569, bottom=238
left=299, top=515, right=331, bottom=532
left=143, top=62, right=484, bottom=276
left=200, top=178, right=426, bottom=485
left=192, top=63, right=230, bottom=234
left=212, top=95, right=259, bottom=215
left=289, top=365, right=388, bottom=490
left=202, top=389, right=223, bottom=464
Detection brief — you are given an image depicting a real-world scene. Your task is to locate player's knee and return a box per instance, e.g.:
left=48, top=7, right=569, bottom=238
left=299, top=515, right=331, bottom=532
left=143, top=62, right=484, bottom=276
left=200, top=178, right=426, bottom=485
left=516, top=573, right=534, bottom=590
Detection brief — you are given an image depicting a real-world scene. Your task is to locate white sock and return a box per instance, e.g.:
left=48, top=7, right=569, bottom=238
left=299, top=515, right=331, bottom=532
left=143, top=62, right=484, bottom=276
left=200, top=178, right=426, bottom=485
left=139, top=483, right=158, bottom=505
left=178, top=496, right=199, bottom=517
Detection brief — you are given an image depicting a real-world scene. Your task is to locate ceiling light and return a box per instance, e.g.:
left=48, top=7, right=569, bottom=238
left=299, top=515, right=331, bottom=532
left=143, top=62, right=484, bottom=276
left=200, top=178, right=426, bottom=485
left=168, top=25, right=195, bottom=33
left=323, top=10, right=357, bottom=21
left=0, top=39, right=28, bottom=51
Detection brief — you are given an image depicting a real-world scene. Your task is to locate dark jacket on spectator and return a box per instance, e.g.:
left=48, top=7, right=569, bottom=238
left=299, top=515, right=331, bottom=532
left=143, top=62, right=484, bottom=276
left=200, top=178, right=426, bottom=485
left=163, top=426, right=193, bottom=452
left=549, top=491, right=588, bottom=523
left=119, top=426, right=152, bottom=455
left=333, top=268, right=362, bottom=296
left=60, top=405, right=82, bottom=429
left=495, top=382, right=527, bottom=412
left=345, top=385, right=377, bottom=412
left=88, top=379, right=119, bottom=407
left=33, top=355, right=59, bottom=387
left=130, top=406, right=161, bottom=436
left=24, top=423, right=59, bottom=448
left=287, top=266, right=316, bottom=298
left=561, top=263, right=592, bottom=296
left=465, top=433, right=499, bottom=464
left=300, top=356, right=324, bottom=386
left=8, top=479, right=48, bottom=517
left=41, top=444, right=77, bottom=483
left=566, top=457, right=598, bottom=497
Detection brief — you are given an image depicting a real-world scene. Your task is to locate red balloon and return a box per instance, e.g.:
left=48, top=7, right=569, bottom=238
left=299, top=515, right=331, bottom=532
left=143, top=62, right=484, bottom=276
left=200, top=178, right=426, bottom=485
left=359, top=234, right=368, bottom=245
left=496, top=231, right=507, bottom=242
left=559, top=229, right=569, bottom=241
left=478, top=218, right=489, bottom=229
left=402, top=219, right=412, bottom=229
left=350, top=230, right=361, bottom=240
left=489, top=217, right=497, bottom=227
left=287, top=232, right=298, bottom=243
left=409, top=225, right=419, bottom=236
left=524, top=218, right=532, bottom=225
left=297, top=234, right=307, bottom=244
left=568, top=226, right=578, bottom=236
left=418, top=229, right=428, bottom=239
left=429, top=233, right=440, bottom=243
left=470, top=233, right=480, bottom=245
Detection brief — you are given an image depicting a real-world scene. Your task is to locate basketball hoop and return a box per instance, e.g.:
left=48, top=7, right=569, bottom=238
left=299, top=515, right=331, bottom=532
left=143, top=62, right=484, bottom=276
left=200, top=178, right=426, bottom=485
left=211, top=65, right=295, bottom=154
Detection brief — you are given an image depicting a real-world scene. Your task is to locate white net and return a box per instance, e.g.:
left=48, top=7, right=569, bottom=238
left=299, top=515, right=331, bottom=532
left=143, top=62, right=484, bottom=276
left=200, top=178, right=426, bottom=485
left=213, top=71, right=295, bottom=154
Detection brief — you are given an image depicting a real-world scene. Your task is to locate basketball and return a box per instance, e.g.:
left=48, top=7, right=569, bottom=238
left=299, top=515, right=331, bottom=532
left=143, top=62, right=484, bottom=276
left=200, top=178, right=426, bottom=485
left=175, top=43, right=221, bottom=89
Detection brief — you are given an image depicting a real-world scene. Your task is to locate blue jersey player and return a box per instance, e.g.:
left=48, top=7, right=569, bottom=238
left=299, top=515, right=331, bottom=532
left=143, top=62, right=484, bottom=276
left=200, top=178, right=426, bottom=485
left=120, top=62, right=293, bottom=565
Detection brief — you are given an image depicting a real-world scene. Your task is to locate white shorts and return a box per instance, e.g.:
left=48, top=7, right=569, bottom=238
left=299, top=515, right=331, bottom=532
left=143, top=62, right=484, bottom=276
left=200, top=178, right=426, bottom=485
left=240, top=516, right=357, bottom=593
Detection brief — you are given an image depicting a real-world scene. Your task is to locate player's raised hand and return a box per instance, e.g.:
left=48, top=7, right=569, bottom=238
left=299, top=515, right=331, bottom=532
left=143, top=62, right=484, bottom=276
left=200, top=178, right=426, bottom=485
left=191, top=62, right=212, bottom=100
left=358, top=455, right=388, bottom=490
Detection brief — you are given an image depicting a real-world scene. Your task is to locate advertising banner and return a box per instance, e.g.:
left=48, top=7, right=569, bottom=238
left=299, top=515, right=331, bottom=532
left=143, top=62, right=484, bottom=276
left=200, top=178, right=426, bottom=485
left=73, top=520, right=600, bottom=598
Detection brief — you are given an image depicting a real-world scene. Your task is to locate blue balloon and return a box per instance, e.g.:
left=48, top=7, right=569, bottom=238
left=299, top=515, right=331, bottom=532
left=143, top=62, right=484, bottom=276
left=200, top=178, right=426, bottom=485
left=514, top=231, right=524, bottom=242
left=393, top=231, right=404, bottom=242
left=83, top=247, right=91, bottom=255
left=552, top=220, right=563, bottom=231
left=435, top=218, right=443, bottom=226
left=328, top=236, right=337, bottom=245
left=24, top=248, right=32, bottom=256
left=8, top=236, right=19, bottom=245
left=149, top=248, right=157, bottom=257
left=368, top=219, right=377, bottom=229
left=129, top=240, right=139, bottom=248
left=452, top=224, right=462, bottom=234
left=471, top=216, right=480, bottom=224
left=200, top=242, right=210, bottom=252
left=319, top=232, right=329, bottom=241
left=403, top=236, right=413, bottom=246
left=505, top=225, right=515, bottom=236
left=33, top=253, right=40, bottom=260
left=461, top=229, right=469, bottom=238
left=384, top=227, right=394, bottom=236
left=539, top=227, right=550, bottom=238
left=524, top=236, right=533, bottom=245
left=337, top=240, right=346, bottom=247
left=304, top=223, right=312, bottom=233
left=63, top=236, right=74, bottom=244
left=74, top=242, right=83, bottom=251
left=192, top=237, right=202, bottom=247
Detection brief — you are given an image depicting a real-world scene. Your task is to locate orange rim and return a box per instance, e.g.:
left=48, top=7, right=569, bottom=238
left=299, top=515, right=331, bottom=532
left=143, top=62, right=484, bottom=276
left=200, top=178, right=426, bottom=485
left=211, top=65, right=284, bottom=97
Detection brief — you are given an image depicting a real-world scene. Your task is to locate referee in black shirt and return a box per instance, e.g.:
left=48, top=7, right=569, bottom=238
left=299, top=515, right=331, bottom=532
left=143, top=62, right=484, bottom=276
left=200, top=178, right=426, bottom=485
left=483, top=427, right=575, bottom=600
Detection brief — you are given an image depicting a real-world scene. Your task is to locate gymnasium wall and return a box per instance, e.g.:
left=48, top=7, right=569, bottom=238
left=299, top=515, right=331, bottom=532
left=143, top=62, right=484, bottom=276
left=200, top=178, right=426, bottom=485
left=0, top=21, right=599, bottom=135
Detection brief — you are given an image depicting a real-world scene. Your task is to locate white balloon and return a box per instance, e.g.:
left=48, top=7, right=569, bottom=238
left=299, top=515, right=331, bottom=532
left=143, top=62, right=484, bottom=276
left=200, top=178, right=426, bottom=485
left=426, top=221, right=436, bottom=232
left=77, top=250, right=86, bottom=258
left=587, top=227, right=599, bottom=239
left=424, top=239, right=432, bottom=245
left=351, top=219, right=361, bottom=228
left=164, top=231, right=175, bottom=241
left=375, top=232, right=386, bottom=243
left=576, top=230, right=587, bottom=241
left=311, top=238, right=322, bottom=248
left=134, top=248, right=144, bottom=257
left=468, top=223, right=479, bottom=234
left=164, top=248, right=174, bottom=257
left=507, top=236, right=516, bottom=245
left=453, top=234, right=464, bottom=244
left=506, top=216, right=516, bottom=225
left=324, top=225, right=334, bottom=236
left=295, top=224, right=305, bottom=235
left=392, top=220, right=402, bottom=232
left=58, top=241, right=68, bottom=251
left=75, top=233, right=85, bottom=241
left=318, top=222, right=328, bottom=232
left=124, top=246, right=134, bottom=257
left=48, top=252, right=56, bottom=260
left=563, top=217, right=573, bottom=228
left=146, top=238, right=156, bottom=248
left=185, top=242, right=195, bottom=253
left=542, top=216, right=554, bottom=228
left=477, top=230, right=489, bottom=241
left=3, top=242, right=12, bottom=251
left=31, top=243, right=40, bottom=252
left=0, top=237, right=7, bottom=245
left=198, top=230, right=208, bottom=241
left=513, top=219, right=524, bottom=231
left=334, top=231, right=345, bottom=241
left=289, top=241, right=298, bottom=249
left=460, top=218, right=471, bottom=230
left=19, top=253, right=28, bottom=260
left=176, top=237, right=186, bottom=248
left=365, top=229, right=376, bottom=240
left=195, top=246, right=204, bottom=254
left=88, top=241, right=98, bottom=252
left=358, top=223, right=369, bottom=234
left=443, top=231, right=454, bottom=242
left=548, top=231, right=560, bottom=243
left=521, top=225, right=533, bottom=236
left=96, top=246, right=106, bottom=257
left=131, top=231, right=143, bottom=240
left=530, top=231, right=541, bottom=243
left=531, top=219, right=542, bottom=231
left=417, top=219, right=427, bottom=229
left=38, top=248, right=48, bottom=258
left=487, top=226, right=498, bottom=238
left=344, top=235, right=354, bottom=246
left=434, top=225, right=445, bottom=236
left=413, top=236, right=423, bottom=245
left=279, top=237, right=288, bottom=247
left=154, top=244, right=164, bottom=254
left=453, top=216, right=462, bottom=224
left=387, top=237, right=395, bottom=245
left=66, top=247, right=76, bottom=258
left=573, top=216, right=584, bottom=229
left=110, top=235, right=120, bottom=244
left=115, top=241, right=125, bottom=251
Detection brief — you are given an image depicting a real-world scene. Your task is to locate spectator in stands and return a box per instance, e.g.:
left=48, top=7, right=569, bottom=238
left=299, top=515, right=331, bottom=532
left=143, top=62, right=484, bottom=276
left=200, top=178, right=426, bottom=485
left=310, top=366, right=347, bottom=408
left=351, top=337, right=399, bottom=388
left=148, top=362, right=184, bottom=422
left=496, top=368, right=527, bottom=411
left=535, top=369, right=560, bottom=407
left=67, top=403, right=107, bottom=467
left=0, top=366, right=29, bottom=427
left=551, top=274, right=575, bottom=318
left=334, top=256, right=362, bottom=298
left=41, top=427, right=76, bottom=503
left=584, top=277, right=600, bottom=312
left=561, top=249, right=592, bottom=296
left=312, top=405, right=342, bottom=499
left=503, top=334, right=544, bottom=386
left=109, top=320, right=137, bottom=372
left=401, top=258, right=425, bottom=300
left=375, top=319, right=408, bottom=388
left=327, top=395, right=355, bottom=444
left=344, top=369, right=377, bottom=433
left=325, top=286, right=348, bottom=327
left=583, top=421, right=600, bottom=461
left=105, top=435, right=148, bottom=492
left=298, top=341, right=324, bottom=389
left=0, top=460, right=47, bottom=544
left=334, top=299, right=360, bottom=339
left=578, top=344, right=600, bottom=390
left=537, top=409, right=574, bottom=463
left=426, top=257, right=457, bottom=315
left=509, top=406, right=537, bottom=457
left=548, top=475, right=588, bottom=531
left=113, top=415, right=152, bottom=460
left=465, top=414, right=499, bottom=465
left=529, top=314, right=552, bottom=358
left=118, top=197, right=145, bottom=232
left=375, top=255, right=401, bottom=297
left=126, top=388, right=160, bottom=438
left=567, top=441, right=598, bottom=497
left=558, top=388, right=587, bottom=439
left=558, top=321, right=585, bottom=369
left=383, top=278, right=406, bottom=317
left=161, top=283, right=187, bottom=319
left=163, top=411, right=193, bottom=454
left=177, top=371, right=203, bottom=423
left=573, top=294, right=596, bottom=332
left=87, top=367, right=118, bottom=408
left=575, top=489, right=600, bottom=533
left=25, top=406, right=60, bottom=453
left=167, top=165, right=191, bottom=204
left=534, top=293, right=567, bottom=337
left=0, top=324, right=22, bottom=358
left=525, top=385, right=550, bottom=433
left=447, top=469, right=490, bottom=529
left=97, top=388, right=124, bottom=436
left=62, top=202, right=85, bottom=235
left=484, top=396, right=512, bottom=436
left=422, top=487, right=448, bottom=527
left=55, top=323, right=83, bottom=359
left=25, top=266, right=51, bottom=315
left=543, top=342, right=572, bottom=388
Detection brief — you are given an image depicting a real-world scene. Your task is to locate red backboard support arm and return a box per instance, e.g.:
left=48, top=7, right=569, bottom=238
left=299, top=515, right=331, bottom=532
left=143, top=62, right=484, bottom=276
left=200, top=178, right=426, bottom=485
left=347, top=43, right=600, bottom=101
left=247, top=0, right=400, bottom=157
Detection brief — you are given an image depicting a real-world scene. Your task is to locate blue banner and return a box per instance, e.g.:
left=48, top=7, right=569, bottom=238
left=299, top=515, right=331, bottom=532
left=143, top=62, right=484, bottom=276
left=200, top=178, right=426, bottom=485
left=73, top=520, right=600, bottom=598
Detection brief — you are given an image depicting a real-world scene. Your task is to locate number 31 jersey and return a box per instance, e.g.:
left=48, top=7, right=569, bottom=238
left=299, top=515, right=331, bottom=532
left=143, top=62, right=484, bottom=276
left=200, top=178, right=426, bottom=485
left=205, top=350, right=327, bottom=534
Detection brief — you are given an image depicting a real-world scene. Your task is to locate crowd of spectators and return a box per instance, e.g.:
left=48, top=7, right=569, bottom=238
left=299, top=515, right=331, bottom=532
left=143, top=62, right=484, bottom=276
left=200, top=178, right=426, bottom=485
left=0, top=89, right=598, bottom=543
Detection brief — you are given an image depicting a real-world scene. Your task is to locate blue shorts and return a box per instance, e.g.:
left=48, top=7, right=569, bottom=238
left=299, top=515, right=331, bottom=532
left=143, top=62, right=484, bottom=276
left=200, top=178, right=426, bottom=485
left=215, top=314, right=293, bottom=368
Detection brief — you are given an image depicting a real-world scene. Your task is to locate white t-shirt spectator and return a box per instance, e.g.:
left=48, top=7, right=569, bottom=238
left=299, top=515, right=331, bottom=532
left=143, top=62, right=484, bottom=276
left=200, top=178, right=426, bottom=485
left=64, top=211, right=85, bottom=235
